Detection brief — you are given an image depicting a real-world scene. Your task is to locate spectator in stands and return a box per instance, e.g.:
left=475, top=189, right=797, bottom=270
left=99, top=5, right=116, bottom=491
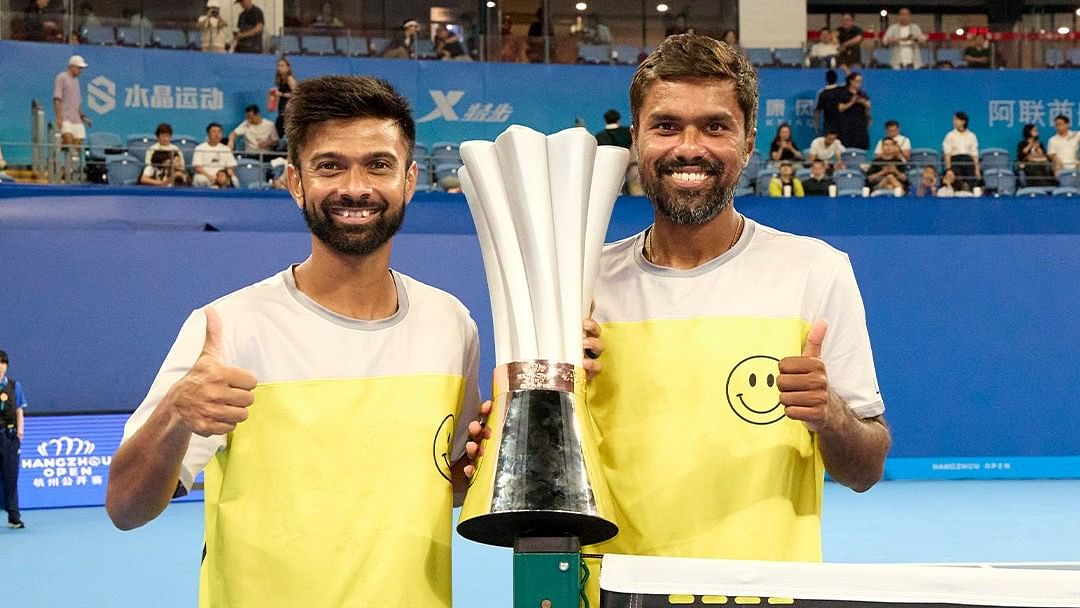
left=866, top=138, right=908, bottom=193
left=963, top=34, right=992, bottom=68
left=383, top=19, right=419, bottom=59
left=198, top=0, right=230, bottom=53
left=578, top=13, right=611, bottom=45
left=914, top=165, right=938, bottom=197
left=595, top=109, right=631, bottom=148
left=942, top=111, right=980, bottom=186
left=145, top=123, right=185, bottom=171
left=768, top=161, right=803, bottom=197
left=228, top=105, right=279, bottom=156
left=881, top=8, right=927, bottom=69
left=272, top=57, right=298, bottom=138
left=192, top=122, right=237, bottom=187
left=1017, top=123, right=1057, bottom=187
left=769, top=123, right=803, bottom=164
left=75, top=1, right=101, bottom=36
left=212, top=169, right=233, bottom=188
left=936, top=167, right=970, bottom=197
left=873, top=120, right=912, bottom=160
left=808, top=129, right=845, bottom=172
left=140, top=150, right=186, bottom=187
left=809, top=28, right=839, bottom=67
left=836, top=72, right=870, bottom=150
left=233, top=0, right=265, bottom=54
left=439, top=174, right=462, bottom=193
left=434, top=26, right=468, bottom=60
left=814, top=69, right=842, bottom=136
left=720, top=29, right=739, bottom=50
left=664, top=14, right=688, bottom=37
left=835, top=13, right=864, bottom=69
left=54, top=55, right=91, bottom=183
left=527, top=7, right=555, bottom=62
left=313, top=1, right=343, bottom=28
left=802, top=159, right=834, bottom=196
left=1047, top=115, right=1079, bottom=175
left=22, top=0, right=62, bottom=42
left=125, top=6, right=153, bottom=33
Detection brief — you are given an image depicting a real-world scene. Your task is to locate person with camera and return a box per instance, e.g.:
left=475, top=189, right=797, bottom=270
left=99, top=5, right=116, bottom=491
left=836, top=71, right=871, bottom=150
left=198, top=0, right=229, bottom=53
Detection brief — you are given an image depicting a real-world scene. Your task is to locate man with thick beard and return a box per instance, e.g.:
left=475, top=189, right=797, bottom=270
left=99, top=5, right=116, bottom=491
left=581, top=35, right=891, bottom=602
left=106, top=75, right=480, bottom=606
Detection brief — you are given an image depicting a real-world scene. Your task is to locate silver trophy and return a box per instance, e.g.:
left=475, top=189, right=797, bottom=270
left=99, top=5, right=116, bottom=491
left=456, top=125, right=629, bottom=547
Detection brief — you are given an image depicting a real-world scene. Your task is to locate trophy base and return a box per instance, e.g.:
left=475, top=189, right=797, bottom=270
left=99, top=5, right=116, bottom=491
left=458, top=509, right=618, bottom=548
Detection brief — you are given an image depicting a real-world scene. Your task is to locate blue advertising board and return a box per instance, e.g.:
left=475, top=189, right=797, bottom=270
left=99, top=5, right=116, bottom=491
left=1, top=41, right=1076, bottom=165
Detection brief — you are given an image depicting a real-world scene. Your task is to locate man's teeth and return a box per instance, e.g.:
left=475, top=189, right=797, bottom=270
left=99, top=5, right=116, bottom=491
left=339, top=209, right=375, bottom=218
left=671, top=171, right=707, bottom=182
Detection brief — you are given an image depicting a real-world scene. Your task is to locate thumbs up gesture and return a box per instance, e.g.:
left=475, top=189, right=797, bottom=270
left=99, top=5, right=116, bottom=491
left=164, top=307, right=258, bottom=437
left=778, top=320, right=835, bottom=433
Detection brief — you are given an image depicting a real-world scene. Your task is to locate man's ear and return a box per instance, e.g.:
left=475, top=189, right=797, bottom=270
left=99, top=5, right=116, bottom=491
left=286, top=164, right=304, bottom=209
left=743, top=127, right=758, bottom=167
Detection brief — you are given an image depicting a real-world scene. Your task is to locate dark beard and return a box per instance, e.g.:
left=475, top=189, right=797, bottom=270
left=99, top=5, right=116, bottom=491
left=300, top=191, right=404, bottom=256
left=641, top=157, right=736, bottom=226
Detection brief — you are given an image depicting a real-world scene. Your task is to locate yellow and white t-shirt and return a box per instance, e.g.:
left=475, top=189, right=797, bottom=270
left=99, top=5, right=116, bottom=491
left=123, top=267, right=479, bottom=607
left=586, top=218, right=884, bottom=564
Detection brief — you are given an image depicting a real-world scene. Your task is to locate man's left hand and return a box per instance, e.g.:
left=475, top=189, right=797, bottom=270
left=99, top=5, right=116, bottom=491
left=778, top=320, right=838, bottom=433
left=583, top=317, right=604, bottom=381
left=463, top=400, right=493, bottom=479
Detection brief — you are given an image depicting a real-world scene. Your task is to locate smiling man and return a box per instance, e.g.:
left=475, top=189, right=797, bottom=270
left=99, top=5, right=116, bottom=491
left=106, top=75, right=479, bottom=606
left=583, top=34, right=891, bottom=602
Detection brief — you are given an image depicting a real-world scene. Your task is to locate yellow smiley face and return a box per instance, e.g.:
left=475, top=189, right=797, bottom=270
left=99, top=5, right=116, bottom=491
left=726, top=355, right=784, bottom=425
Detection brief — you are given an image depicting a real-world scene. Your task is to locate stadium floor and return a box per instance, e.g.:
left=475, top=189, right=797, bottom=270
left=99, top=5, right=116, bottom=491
left=5, top=479, right=1079, bottom=607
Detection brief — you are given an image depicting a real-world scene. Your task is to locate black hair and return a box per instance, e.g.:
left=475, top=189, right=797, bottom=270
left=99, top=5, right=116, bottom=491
left=206, top=122, right=223, bottom=133
left=955, top=111, right=969, bottom=127
left=603, top=109, right=620, bottom=125
left=155, top=122, right=173, bottom=136
left=245, top=104, right=260, bottom=115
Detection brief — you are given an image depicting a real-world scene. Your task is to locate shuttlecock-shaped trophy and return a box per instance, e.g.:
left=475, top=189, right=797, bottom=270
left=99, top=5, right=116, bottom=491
left=456, top=126, right=629, bottom=547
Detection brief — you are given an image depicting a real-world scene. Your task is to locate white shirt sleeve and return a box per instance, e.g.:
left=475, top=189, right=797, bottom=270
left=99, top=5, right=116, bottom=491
left=120, top=309, right=226, bottom=491
left=816, top=254, right=884, bottom=419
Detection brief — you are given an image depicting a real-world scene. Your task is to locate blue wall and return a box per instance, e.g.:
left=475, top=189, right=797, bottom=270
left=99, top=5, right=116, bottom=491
left=3, top=41, right=1077, bottom=165
left=2, top=185, right=1080, bottom=479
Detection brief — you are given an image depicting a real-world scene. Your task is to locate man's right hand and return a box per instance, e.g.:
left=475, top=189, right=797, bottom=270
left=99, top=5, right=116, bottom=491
left=166, top=307, right=257, bottom=437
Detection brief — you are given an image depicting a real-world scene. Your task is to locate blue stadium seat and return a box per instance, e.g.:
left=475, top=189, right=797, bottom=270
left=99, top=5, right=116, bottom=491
left=1016, top=186, right=1051, bottom=197
left=909, top=148, right=941, bottom=171
left=186, top=29, right=202, bottom=49
left=774, top=48, right=804, bottom=67
left=415, top=162, right=432, bottom=192
left=303, top=35, right=337, bottom=55
left=415, top=38, right=436, bottom=59
left=1052, top=187, right=1080, bottom=197
left=153, top=29, right=188, bottom=49
left=434, top=162, right=462, bottom=188
left=126, top=134, right=156, bottom=161
left=983, top=169, right=1017, bottom=196
left=81, top=25, right=116, bottom=45
left=106, top=155, right=142, bottom=186
left=833, top=169, right=866, bottom=195
left=840, top=148, right=868, bottom=168
left=116, top=26, right=151, bottom=47
left=413, top=142, right=430, bottom=164
left=935, top=47, right=963, bottom=67
left=795, top=167, right=812, bottom=180
left=173, top=135, right=200, bottom=168
left=744, top=150, right=763, bottom=179
left=369, top=36, right=391, bottom=55
left=272, top=35, right=302, bottom=55
left=578, top=44, right=611, bottom=64
left=919, top=48, right=931, bottom=67
left=234, top=159, right=266, bottom=189
left=339, top=35, right=368, bottom=56
left=1068, top=47, right=1080, bottom=67
left=87, top=131, right=123, bottom=162
left=611, top=45, right=640, bottom=65
left=980, top=148, right=1011, bottom=173
left=755, top=168, right=778, bottom=194
left=1057, top=170, right=1079, bottom=190
left=871, top=47, right=890, bottom=67
left=431, top=142, right=461, bottom=164
left=745, top=48, right=773, bottom=67
left=735, top=171, right=754, bottom=197
left=1045, top=47, right=1065, bottom=67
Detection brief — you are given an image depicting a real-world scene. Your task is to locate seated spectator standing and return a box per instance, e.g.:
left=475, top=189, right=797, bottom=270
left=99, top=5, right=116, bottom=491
left=1047, top=114, right=1079, bottom=175
left=768, top=161, right=804, bottom=197
left=802, top=159, right=834, bottom=196
left=233, top=0, right=264, bottom=54
left=963, top=35, right=992, bottom=68
left=808, top=130, right=845, bottom=173
left=867, top=138, right=909, bottom=193
left=192, top=122, right=237, bottom=187
left=383, top=20, right=420, bottom=58
left=145, top=123, right=184, bottom=172
left=835, top=13, right=864, bottom=69
left=197, top=0, right=230, bottom=53
left=942, top=111, right=980, bottom=187
left=1017, top=123, right=1057, bottom=187
left=936, top=167, right=971, bottom=197
left=228, top=105, right=279, bottom=158
left=769, top=123, right=803, bottom=164
left=809, top=28, right=839, bottom=67
left=881, top=8, right=927, bottom=69
left=873, top=120, right=912, bottom=160
left=914, top=165, right=938, bottom=197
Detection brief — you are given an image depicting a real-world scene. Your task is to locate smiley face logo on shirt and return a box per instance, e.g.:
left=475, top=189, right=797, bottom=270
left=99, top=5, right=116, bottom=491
left=726, top=355, right=785, bottom=425
left=432, top=414, right=455, bottom=482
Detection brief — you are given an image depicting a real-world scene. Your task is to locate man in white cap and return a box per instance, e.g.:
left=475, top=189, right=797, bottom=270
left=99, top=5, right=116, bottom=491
left=382, top=19, right=420, bottom=58
left=54, top=55, right=91, bottom=182
left=197, top=0, right=230, bottom=53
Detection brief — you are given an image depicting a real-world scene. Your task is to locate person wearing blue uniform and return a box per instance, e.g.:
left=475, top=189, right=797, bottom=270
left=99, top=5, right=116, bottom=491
left=0, top=350, right=27, bottom=529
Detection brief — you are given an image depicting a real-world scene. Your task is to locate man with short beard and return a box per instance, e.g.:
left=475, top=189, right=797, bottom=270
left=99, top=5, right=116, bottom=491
left=582, top=34, right=891, bottom=603
left=106, top=75, right=481, bottom=606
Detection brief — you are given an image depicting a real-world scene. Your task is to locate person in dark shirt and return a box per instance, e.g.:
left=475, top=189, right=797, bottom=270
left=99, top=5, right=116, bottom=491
left=815, top=69, right=843, bottom=137
left=769, top=122, right=803, bottom=163
left=835, top=13, right=864, bottom=68
left=595, top=109, right=632, bottom=149
left=1016, top=123, right=1057, bottom=187
left=22, top=0, right=62, bottom=41
left=836, top=71, right=871, bottom=150
left=802, top=159, right=834, bottom=196
left=233, top=0, right=265, bottom=53
left=963, top=34, right=992, bottom=68
left=434, top=25, right=467, bottom=60
left=866, top=137, right=908, bottom=191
